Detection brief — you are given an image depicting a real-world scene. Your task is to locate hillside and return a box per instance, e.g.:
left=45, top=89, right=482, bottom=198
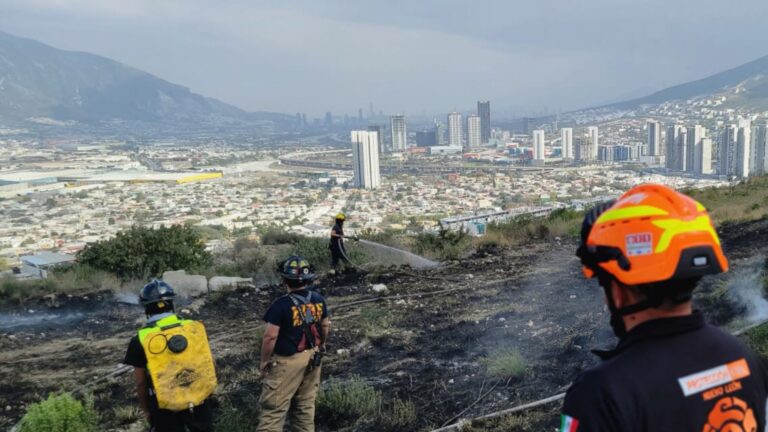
left=3, top=179, right=768, bottom=431
left=612, top=54, right=768, bottom=109
left=0, top=31, right=290, bottom=127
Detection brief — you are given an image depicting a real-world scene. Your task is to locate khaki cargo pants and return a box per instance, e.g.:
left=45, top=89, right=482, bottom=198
left=257, top=349, right=322, bottom=432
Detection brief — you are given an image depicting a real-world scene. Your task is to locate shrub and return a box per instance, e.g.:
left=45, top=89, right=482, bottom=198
left=78, top=225, right=212, bottom=280
left=745, top=323, right=768, bottom=360
left=18, top=393, right=99, bottom=432
left=111, top=405, right=143, bottom=425
left=214, top=399, right=259, bottom=432
left=317, top=376, right=382, bottom=422
left=414, top=228, right=469, bottom=260
left=260, top=228, right=300, bottom=245
left=359, top=306, right=393, bottom=338
left=482, top=348, right=526, bottom=379
left=378, top=398, right=417, bottom=428
left=0, top=277, right=57, bottom=304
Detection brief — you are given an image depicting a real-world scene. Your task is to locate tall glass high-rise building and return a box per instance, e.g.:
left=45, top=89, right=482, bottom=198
left=467, top=114, right=481, bottom=150
left=647, top=121, right=661, bottom=156
left=561, top=128, right=573, bottom=160
left=351, top=130, right=381, bottom=189
left=477, top=101, right=491, bottom=144
left=447, top=112, right=463, bottom=148
left=390, top=115, right=407, bottom=152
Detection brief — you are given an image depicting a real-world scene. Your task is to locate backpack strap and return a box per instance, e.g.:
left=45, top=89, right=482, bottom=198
left=288, top=293, right=319, bottom=350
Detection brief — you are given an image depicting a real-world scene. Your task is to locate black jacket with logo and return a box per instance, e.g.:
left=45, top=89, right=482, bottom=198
left=561, top=312, right=768, bottom=432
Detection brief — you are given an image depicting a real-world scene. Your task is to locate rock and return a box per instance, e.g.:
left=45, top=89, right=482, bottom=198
left=27, top=309, right=35, bottom=314
left=336, top=349, right=350, bottom=356
left=162, top=270, right=208, bottom=297
left=209, top=276, right=254, bottom=292
left=5, top=405, right=10, bottom=412
left=7, top=335, right=15, bottom=340
left=181, top=309, right=192, bottom=315
left=466, top=274, right=474, bottom=279
left=498, top=317, right=506, bottom=322
left=448, top=379, right=454, bottom=384
left=371, top=284, right=388, bottom=294
left=569, top=294, right=577, bottom=299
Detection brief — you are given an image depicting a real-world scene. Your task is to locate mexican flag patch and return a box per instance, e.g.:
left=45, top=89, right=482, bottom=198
left=560, top=414, right=579, bottom=432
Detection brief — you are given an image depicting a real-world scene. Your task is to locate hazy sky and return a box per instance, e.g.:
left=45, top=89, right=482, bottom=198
left=3, top=0, right=768, bottom=118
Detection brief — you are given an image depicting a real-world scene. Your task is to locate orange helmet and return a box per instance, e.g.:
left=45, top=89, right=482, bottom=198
left=579, top=184, right=728, bottom=286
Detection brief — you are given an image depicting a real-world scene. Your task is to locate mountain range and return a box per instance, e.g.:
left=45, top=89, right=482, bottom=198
left=3, top=30, right=768, bottom=129
left=0, top=31, right=290, bottom=128
left=612, top=54, right=768, bottom=110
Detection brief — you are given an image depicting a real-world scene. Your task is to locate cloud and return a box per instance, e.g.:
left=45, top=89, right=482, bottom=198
left=1, top=0, right=768, bottom=117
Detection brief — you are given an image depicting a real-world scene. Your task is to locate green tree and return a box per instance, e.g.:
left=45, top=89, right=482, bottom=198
left=78, top=225, right=212, bottom=280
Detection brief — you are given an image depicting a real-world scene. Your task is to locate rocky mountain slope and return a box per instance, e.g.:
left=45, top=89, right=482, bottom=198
left=611, top=54, right=768, bottom=109
left=0, top=31, right=290, bottom=127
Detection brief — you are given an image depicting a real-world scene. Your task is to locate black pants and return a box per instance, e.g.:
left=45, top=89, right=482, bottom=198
left=331, top=246, right=350, bottom=268
left=149, top=401, right=212, bottom=432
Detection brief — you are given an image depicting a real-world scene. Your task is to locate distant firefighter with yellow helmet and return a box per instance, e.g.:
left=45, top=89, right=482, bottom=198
left=329, top=212, right=356, bottom=274
left=560, top=184, right=768, bottom=432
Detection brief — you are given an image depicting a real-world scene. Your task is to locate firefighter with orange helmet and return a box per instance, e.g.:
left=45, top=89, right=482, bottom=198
left=560, top=184, right=768, bottom=432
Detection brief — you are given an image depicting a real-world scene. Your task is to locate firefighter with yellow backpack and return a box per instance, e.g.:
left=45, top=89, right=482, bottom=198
left=124, top=280, right=217, bottom=432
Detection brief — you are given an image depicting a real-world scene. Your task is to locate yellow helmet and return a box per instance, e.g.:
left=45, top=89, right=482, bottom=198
left=335, top=213, right=346, bottom=221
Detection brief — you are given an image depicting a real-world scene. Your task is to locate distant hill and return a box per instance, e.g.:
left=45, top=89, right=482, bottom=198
left=0, top=31, right=291, bottom=127
left=610, top=54, right=768, bottom=110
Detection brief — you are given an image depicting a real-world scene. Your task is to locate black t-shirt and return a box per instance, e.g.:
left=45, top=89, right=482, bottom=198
left=124, top=335, right=147, bottom=368
left=561, top=312, right=768, bottom=431
left=263, top=290, right=329, bottom=356
left=330, top=223, right=344, bottom=250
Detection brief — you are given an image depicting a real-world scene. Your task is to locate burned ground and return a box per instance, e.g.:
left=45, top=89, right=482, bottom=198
left=2, top=219, right=768, bottom=431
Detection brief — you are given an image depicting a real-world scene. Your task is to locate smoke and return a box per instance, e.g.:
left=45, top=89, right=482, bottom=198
left=113, top=291, right=140, bottom=305
left=727, top=255, right=768, bottom=324
left=0, top=312, right=84, bottom=330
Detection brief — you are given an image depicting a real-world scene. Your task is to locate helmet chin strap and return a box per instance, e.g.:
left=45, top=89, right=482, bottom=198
left=598, top=272, right=664, bottom=338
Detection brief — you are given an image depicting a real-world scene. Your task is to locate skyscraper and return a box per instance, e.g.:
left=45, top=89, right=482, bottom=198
left=753, top=123, right=768, bottom=176
left=367, top=125, right=384, bottom=154
left=677, top=127, right=688, bottom=171
left=351, top=130, right=381, bottom=189
left=390, top=115, right=407, bottom=152
left=467, top=114, right=481, bottom=150
left=533, top=130, right=546, bottom=162
left=719, top=125, right=736, bottom=176
left=666, top=125, right=682, bottom=170
left=416, top=129, right=438, bottom=147
left=477, top=101, right=491, bottom=144
left=325, top=112, right=333, bottom=127
left=587, top=126, right=599, bottom=160
left=561, top=128, right=574, bottom=160
left=647, top=121, right=661, bottom=156
left=686, top=125, right=704, bottom=173
left=448, top=112, right=463, bottom=147
left=736, top=119, right=752, bottom=178
left=697, top=137, right=713, bottom=175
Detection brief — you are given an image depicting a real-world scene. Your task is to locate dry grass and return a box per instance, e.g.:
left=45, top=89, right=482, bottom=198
left=688, top=177, right=768, bottom=225
left=481, top=348, right=527, bottom=379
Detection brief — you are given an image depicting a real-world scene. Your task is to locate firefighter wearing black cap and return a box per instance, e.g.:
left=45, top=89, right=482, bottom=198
left=257, top=256, right=330, bottom=432
left=124, top=280, right=216, bottom=432
left=560, top=184, right=768, bottom=432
